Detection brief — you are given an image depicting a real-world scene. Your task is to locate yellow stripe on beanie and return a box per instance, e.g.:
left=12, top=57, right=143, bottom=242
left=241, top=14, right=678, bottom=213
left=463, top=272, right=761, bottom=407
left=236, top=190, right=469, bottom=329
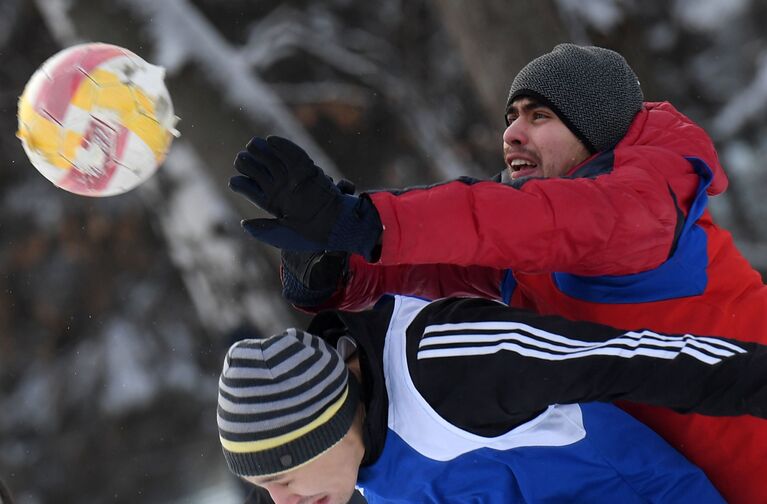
left=220, top=385, right=349, bottom=454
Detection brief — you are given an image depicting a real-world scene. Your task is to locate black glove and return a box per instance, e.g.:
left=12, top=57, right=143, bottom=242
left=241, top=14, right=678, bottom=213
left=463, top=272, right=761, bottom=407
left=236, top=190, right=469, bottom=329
left=280, top=179, right=353, bottom=307
left=229, top=136, right=382, bottom=262
left=281, top=250, right=349, bottom=307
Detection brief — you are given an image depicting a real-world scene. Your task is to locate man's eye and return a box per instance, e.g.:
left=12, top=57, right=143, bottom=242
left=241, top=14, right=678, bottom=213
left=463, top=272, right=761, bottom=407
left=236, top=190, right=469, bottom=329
left=533, top=111, right=548, bottom=120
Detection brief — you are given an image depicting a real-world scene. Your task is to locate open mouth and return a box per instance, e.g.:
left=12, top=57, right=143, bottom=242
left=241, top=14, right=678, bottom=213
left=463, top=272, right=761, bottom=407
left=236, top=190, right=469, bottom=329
left=509, top=159, right=537, bottom=170
left=507, top=158, right=539, bottom=179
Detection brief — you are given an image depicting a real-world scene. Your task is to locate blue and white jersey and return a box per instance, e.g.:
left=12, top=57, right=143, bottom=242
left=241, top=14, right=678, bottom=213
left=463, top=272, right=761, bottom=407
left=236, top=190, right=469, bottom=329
left=355, top=296, right=731, bottom=503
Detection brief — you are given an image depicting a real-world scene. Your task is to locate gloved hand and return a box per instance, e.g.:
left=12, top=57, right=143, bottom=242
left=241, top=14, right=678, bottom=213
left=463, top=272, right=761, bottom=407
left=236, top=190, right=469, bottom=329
left=281, top=250, right=349, bottom=307
left=229, top=136, right=382, bottom=262
left=280, top=178, right=353, bottom=307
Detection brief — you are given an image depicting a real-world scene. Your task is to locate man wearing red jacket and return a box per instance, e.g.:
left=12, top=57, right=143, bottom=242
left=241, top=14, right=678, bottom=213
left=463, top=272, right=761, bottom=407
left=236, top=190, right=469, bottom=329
left=229, top=44, right=767, bottom=503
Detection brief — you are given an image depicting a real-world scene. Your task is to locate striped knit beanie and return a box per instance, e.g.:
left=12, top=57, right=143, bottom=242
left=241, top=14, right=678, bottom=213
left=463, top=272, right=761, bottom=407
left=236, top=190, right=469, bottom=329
left=217, top=328, right=359, bottom=476
left=506, top=43, right=643, bottom=153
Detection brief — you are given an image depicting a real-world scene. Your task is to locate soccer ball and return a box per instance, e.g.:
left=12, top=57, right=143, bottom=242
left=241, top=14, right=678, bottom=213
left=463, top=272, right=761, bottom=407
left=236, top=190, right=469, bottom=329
left=17, top=42, right=179, bottom=197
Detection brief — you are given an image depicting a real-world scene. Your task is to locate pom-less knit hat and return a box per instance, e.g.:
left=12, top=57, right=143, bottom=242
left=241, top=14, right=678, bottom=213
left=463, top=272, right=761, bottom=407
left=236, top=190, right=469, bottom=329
left=506, top=43, right=643, bottom=153
left=217, top=328, right=359, bottom=477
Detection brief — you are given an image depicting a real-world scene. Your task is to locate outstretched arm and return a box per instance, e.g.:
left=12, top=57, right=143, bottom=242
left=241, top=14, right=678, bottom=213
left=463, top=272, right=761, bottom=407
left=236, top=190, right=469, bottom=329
left=407, top=297, right=766, bottom=436
left=229, top=136, right=699, bottom=277
left=282, top=252, right=504, bottom=312
left=370, top=151, right=697, bottom=275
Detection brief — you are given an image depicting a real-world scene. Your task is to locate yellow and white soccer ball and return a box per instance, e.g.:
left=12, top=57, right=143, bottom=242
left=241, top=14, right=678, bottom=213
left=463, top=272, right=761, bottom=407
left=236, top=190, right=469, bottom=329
left=17, top=42, right=179, bottom=197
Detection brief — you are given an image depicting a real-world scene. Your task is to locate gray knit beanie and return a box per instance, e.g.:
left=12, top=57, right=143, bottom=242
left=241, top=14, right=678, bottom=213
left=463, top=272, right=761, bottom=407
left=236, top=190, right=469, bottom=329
left=506, top=43, right=643, bottom=153
left=217, top=328, right=359, bottom=476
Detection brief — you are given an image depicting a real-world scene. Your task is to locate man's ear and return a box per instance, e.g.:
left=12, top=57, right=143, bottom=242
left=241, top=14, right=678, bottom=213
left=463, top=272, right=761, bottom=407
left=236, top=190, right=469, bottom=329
left=346, top=354, right=363, bottom=385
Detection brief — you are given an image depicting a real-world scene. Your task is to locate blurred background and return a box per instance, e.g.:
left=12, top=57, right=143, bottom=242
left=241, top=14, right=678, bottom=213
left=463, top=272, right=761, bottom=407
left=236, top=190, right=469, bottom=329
left=1, top=0, right=766, bottom=502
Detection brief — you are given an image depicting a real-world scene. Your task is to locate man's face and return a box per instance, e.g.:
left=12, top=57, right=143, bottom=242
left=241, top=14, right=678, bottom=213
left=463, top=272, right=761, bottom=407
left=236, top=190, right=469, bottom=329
left=244, top=419, right=365, bottom=504
left=502, top=97, right=590, bottom=180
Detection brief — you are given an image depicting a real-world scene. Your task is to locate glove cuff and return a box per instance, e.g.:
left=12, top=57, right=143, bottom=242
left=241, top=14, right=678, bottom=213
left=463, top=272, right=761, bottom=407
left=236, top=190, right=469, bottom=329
left=329, top=195, right=382, bottom=262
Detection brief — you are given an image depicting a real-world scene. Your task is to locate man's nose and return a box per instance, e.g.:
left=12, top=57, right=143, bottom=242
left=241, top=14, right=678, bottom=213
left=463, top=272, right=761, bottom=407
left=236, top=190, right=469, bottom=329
left=264, top=484, right=303, bottom=504
left=503, top=119, right=527, bottom=145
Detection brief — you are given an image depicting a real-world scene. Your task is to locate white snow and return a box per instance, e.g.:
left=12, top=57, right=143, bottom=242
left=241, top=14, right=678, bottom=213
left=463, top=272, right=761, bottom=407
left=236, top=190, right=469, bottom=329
left=138, top=140, right=297, bottom=335
left=673, top=0, right=750, bottom=32
left=555, top=0, right=625, bottom=34
left=118, top=0, right=345, bottom=180
left=100, top=319, right=156, bottom=414
left=712, top=51, right=767, bottom=139
left=0, top=361, right=57, bottom=433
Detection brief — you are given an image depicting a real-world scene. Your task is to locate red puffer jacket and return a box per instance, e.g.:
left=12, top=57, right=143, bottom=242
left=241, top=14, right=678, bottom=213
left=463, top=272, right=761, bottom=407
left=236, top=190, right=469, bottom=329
left=330, top=102, right=767, bottom=503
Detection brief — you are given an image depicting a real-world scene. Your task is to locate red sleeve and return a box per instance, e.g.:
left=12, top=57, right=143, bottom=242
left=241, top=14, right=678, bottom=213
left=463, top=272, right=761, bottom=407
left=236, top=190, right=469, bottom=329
left=330, top=254, right=504, bottom=311
left=370, top=151, right=699, bottom=276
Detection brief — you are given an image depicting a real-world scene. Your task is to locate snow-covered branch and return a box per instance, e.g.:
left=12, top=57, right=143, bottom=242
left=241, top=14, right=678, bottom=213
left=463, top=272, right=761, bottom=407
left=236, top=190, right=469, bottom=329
left=138, top=141, right=296, bottom=336
left=712, top=51, right=767, bottom=140
left=242, top=5, right=481, bottom=180
left=118, top=0, right=344, bottom=180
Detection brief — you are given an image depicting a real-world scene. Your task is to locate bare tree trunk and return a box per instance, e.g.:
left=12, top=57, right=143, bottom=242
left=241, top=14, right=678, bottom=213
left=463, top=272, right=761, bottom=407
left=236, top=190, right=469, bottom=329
left=429, top=0, right=570, bottom=125
left=0, top=478, right=15, bottom=504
